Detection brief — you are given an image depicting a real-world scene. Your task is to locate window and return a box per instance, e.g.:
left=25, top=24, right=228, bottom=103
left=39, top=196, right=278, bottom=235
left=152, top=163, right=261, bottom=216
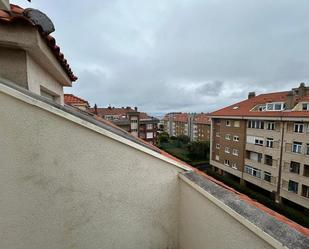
left=244, top=165, right=261, bottom=178
left=146, top=132, right=153, bottom=139
left=267, top=122, right=275, bottom=130
left=234, top=121, right=240, bottom=127
left=292, top=142, right=302, bottom=154
left=290, top=161, right=300, bottom=174
left=225, top=134, right=231, bottom=140
left=248, top=120, right=264, bottom=129
left=232, top=149, right=239, bottom=156
left=216, top=144, right=220, bottom=149
left=216, top=132, right=220, bottom=138
left=306, top=144, right=309, bottom=155
left=264, top=172, right=271, bottom=182
left=266, top=102, right=285, bottom=111
left=232, top=163, right=237, bottom=169
left=254, top=138, right=264, bottom=146
left=264, top=155, right=273, bottom=166
left=131, top=129, right=138, bottom=132
left=146, top=124, right=153, bottom=130
left=302, top=185, right=309, bottom=198
left=288, top=180, right=298, bottom=193
left=233, top=135, right=240, bottom=142
left=224, top=159, right=230, bottom=166
left=215, top=155, right=220, bottom=161
left=302, top=103, right=309, bottom=111
left=266, top=138, right=274, bottom=148
left=304, top=165, right=309, bottom=177
left=294, top=123, right=304, bottom=133
left=225, top=147, right=230, bottom=154
left=226, top=120, right=231, bottom=126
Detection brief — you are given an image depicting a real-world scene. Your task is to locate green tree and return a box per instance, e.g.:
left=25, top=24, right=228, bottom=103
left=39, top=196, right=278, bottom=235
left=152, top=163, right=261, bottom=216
left=158, top=132, right=169, bottom=144
left=177, top=135, right=190, bottom=144
left=188, top=141, right=210, bottom=160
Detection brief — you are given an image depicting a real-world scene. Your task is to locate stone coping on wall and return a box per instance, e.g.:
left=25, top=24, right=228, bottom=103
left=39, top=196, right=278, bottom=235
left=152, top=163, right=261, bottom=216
left=180, top=171, right=309, bottom=249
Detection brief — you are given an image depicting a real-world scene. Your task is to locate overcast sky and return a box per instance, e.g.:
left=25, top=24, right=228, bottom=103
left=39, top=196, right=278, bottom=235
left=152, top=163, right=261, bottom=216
left=15, top=0, right=309, bottom=114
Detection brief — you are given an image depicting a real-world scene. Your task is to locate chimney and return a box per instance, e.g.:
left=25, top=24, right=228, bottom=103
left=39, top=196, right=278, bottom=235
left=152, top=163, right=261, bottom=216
left=248, top=92, right=256, bottom=99
left=94, top=104, right=98, bottom=115
left=0, top=0, right=10, bottom=11
left=286, top=91, right=295, bottom=110
left=134, top=107, right=138, bottom=111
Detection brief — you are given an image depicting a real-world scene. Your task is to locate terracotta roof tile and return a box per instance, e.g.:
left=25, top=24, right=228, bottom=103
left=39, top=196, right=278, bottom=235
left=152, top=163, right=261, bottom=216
left=64, top=94, right=90, bottom=107
left=194, top=113, right=211, bottom=124
left=0, top=4, right=77, bottom=82
left=210, top=91, right=309, bottom=118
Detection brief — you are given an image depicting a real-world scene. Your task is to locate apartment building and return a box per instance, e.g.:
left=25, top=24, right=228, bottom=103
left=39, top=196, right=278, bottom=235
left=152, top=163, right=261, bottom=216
left=210, top=83, right=309, bottom=209
left=90, top=106, right=159, bottom=144
left=163, top=112, right=211, bottom=142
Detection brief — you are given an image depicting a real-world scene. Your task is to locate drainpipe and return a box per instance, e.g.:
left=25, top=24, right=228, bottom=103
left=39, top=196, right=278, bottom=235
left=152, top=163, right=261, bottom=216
left=276, top=117, right=285, bottom=203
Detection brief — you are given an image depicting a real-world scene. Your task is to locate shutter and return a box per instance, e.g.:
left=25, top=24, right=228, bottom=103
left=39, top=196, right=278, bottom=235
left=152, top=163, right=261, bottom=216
left=275, top=122, right=281, bottom=132
left=273, top=141, right=280, bottom=149
left=272, top=159, right=278, bottom=167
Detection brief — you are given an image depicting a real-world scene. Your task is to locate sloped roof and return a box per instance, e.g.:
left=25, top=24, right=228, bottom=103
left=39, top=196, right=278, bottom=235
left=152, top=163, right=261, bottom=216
left=210, top=91, right=309, bottom=118
left=0, top=4, right=77, bottom=82
left=194, top=113, right=211, bottom=124
left=64, top=94, right=89, bottom=107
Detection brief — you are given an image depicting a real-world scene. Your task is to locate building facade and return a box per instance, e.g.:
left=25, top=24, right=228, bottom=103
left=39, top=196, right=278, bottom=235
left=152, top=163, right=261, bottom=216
left=210, top=83, right=309, bottom=209
left=0, top=4, right=76, bottom=105
left=90, top=106, right=159, bottom=144
left=163, top=113, right=211, bottom=142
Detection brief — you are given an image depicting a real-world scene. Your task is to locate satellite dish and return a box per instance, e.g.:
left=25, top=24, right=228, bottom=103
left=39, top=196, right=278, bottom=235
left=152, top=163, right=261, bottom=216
left=23, top=8, right=55, bottom=35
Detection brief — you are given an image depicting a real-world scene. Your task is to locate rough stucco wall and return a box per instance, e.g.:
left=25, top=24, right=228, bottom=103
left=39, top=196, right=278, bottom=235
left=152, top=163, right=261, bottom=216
left=27, top=55, right=64, bottom=104
left=0, top=92, right=182, bottom=249
left=0, top=47, right=28, bottom=88
left=178, top=179, right=275, bottom=249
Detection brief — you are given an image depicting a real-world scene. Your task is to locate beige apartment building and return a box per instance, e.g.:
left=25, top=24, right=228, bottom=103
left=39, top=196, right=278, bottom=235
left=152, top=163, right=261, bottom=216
left=163, top=112, right=211, bottom=142
left=210, top=83, right=309, bottom=210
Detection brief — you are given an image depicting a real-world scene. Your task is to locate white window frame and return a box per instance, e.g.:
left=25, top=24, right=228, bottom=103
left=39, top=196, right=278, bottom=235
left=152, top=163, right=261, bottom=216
left=302, top=103, right=309, bottom=111
left=225, top=134, right=231, bottom=140
left=294, top=123, right=304, bottom=133
left=225, top=147, right=230, bottom=154
left=216, top=144, right=220, bottom=149
left=233, top=135, right=240, bottom=142
left=266, top=138, right=274, bottom=148
left=292, top=142, right=302, bottom=154
left=232, top=149, right=239, bottom=156
left=226, top=120, right=231, bottom=127
left=224, top=159, right=230, bottom=166
left=231, top=163, right=237, bottom=169
left=215, top=155, right=220, bottom=161
left=267, top=122, right=275, bottom=131
left=254, top=138, right=264, bottom=146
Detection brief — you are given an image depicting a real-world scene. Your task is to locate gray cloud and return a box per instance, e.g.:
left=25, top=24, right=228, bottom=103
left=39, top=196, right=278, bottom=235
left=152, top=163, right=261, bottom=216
left=14, top=0, right=309, bottom=113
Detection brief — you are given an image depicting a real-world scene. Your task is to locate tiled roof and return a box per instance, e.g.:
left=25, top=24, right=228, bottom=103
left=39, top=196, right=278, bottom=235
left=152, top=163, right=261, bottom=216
left=210, top=91, right=309, bottom=118
left=0, top=4, right=77, bottom=82
left=89, top=107, right=135, bottom=116
left=64, top=94, right=89, bottom=107
left=164, top=113, right=188, bottom=122
left=194, top=113, right=211, bottom=124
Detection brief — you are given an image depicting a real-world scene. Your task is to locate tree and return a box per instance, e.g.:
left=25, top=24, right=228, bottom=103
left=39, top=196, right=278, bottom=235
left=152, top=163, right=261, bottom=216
left=158, top=132, right=169, bottom=144
left=188, top=141, right=210, bottom=160
left=177, top=135, right=190, bottom=144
